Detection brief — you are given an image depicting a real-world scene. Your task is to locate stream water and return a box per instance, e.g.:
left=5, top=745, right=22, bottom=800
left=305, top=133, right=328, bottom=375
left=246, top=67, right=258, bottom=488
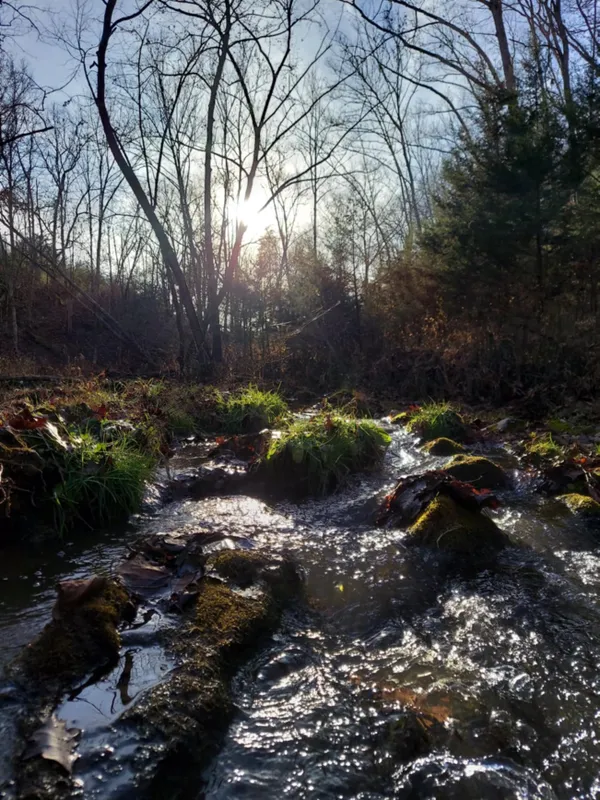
left=2, top=423, right=600, bottom=798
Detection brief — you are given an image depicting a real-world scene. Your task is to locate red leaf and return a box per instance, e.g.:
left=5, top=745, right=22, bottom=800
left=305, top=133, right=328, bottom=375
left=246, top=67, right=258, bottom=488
left=7, top=409, right=48, bottom=430
left=92, top=404, right=108, bottom=420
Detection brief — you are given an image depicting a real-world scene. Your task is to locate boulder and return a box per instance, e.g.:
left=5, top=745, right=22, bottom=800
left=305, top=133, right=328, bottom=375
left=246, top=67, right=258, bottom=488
left=422, top=438, right=466, bottom=457
left=443, top=455, right=509, bottom=490
left=557, top=493, right=600, bottom=521
left=406, top=495, right=509, bottom=553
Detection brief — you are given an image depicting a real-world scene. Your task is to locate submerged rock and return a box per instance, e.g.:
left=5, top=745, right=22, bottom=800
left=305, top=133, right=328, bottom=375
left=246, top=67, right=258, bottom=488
left=422, top=438, right=466, bottom=457
left=557, top=493, right=600, bottom=521
left=443, top=455, right=509, bottom=490
left=406, top=495, right=509, bottom=553
left=19, top=577, right=131, bottom=686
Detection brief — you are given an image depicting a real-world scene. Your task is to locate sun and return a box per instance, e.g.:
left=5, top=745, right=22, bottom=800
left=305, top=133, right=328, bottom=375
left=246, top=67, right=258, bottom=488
left=235, top=192, right=269, bottom=238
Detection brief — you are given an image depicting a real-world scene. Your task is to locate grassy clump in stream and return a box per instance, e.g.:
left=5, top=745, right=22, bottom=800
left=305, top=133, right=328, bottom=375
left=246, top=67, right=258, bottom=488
left=217, top=385, right=289, bottom=433
left=406, top=402, right=469, bottom=443
left=262, top=412, right=391, bottom=496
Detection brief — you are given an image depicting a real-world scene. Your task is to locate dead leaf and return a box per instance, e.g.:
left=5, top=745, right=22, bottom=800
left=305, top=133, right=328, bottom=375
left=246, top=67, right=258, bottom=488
left=53, top=576, right=108, bottom=621
left=22, top=715, right=80, bottom=773
left=118, top=557, right=171, bottom=596
left=92, top=404, right=108, bottom=420
left=7, top=409, right=48, bottom=430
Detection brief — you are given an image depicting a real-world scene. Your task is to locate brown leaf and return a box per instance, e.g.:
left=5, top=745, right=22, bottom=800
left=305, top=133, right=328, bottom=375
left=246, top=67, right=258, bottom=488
left=118, top=557, right=171, bottom=596
left=7, top=409, right=48, bottom=430
left=53, top=575, right=108, bottom=620
left=23, top=715, right=80, bottom=773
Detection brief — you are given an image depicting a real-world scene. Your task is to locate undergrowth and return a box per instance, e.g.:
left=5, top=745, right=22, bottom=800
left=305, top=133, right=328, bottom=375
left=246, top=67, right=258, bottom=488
left=263, top=412, right=391, bottom=496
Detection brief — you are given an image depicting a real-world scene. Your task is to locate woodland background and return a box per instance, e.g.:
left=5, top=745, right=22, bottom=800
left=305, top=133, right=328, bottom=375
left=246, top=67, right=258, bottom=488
left=1, top=0, right=599, bottom=403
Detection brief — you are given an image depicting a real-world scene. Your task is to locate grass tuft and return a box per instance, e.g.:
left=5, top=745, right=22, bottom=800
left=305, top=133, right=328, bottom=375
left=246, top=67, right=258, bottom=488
left=406, top=402, right=468, bottom=442
left=263, top=412, right=391, bottom=496
left=526, top=433, right=563, bottom=461
left=53, top=436, right=155, bottom=534
left=218, top=385, right=288, bottom=433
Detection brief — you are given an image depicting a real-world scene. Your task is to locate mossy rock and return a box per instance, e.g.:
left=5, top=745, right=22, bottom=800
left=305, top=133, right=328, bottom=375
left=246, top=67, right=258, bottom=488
left=422, top=438, right=466, bottom=457
left=406, top=406, right=469, bottom=443
left=443, top=455, right=509, bottom=490
left=258, top=413, right=390, bottom=499
left=19, top=578, right=130, bottom=686
left=122, top=553, right=302, bottom=796
left=211, top=549, right=301, bottom=602
left=557, top=493, right=600, bottom=521
left=407, top=495, right=509, bottom=553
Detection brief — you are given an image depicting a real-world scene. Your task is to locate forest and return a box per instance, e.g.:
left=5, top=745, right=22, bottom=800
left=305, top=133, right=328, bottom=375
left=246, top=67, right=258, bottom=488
left=3, top=3, right=600, bottom=800
left=1, top=0, right=598, bottom=402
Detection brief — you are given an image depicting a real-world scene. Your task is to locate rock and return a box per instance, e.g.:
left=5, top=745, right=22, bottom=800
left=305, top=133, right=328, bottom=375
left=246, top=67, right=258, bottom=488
left=122, top=550, right=302, bottom=797
left=406, top=495, right=509, bottom=553
left=443, top=455, right=509, bottom=490
left=422, top=438, right=466, bottom=456
left=489, top=417, right=524, bottom=434
left=391, top=411, right=411, bottom=425
left=377, top=470, right=500, bottom=528
left=19, top=578, right=130, bottom=687
left=557, top=493, right=600, bottom=521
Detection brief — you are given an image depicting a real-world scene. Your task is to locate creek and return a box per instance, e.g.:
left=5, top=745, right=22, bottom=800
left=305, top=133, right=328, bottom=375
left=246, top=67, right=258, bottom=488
left=2, top=423, right=600, bottom=798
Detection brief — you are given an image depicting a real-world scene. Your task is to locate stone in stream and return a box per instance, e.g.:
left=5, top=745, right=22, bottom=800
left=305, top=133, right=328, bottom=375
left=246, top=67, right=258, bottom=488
left=18, top=577, right=131, bottom=686
left=443, top=455, right=510, bottom=490
left=422, top=438, right=466, bottom=456
left=557, top=492, right=600, bottom=522
left=11, top=543, right=302, bottom=800
left=120, top=548, right=302, bottom=798
left=406, top=495, right=510, bottom=553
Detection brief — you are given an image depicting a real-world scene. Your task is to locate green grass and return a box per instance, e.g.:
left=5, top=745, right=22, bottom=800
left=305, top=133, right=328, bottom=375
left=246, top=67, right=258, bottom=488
left=527, top=433, right=563, bottom=460
left=406, top=402, right=467, bottom=442
left=53, top=435, right=155, bottom=534
left=164, top=408, right=197, bottom=436
left=263, top=412, right=391, bottom=496
left=218, top=386, right=288, bottom=433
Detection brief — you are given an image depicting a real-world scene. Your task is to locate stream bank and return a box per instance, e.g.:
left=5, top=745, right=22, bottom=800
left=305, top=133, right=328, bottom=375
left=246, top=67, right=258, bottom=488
left=3, top=395, right=600, bottom=798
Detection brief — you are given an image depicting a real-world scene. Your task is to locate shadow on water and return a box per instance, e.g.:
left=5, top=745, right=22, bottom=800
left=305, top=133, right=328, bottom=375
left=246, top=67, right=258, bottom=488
left=4, top=426, right=600, bottom=798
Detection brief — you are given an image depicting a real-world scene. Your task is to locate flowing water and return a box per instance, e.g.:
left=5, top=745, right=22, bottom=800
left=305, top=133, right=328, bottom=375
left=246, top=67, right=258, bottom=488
left=3, top=424, right=600, bottom=798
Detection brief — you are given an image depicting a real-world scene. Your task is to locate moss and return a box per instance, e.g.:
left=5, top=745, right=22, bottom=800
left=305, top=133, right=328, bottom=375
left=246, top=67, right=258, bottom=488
left=443, top=455, right=509, bottom=490
left=212, top=550, right=271, bottom=587
left=189, top=580, right=276, bottom=650
left=422, top=438, right=466, bottom=456
left=20, top=579, right=130, bottom=684
left=211, top=549, right=303, bottom=601
left=406, top=403, right=469, bottom=443
left=260, top=413, right=390, bottom=498
left=526, top=433, right=563, bottom=461
left=407, top=495, right=509, bottom=552
left=125, top=561, right=301, bottom=797
left=557, top=493, right=600, bottom=519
